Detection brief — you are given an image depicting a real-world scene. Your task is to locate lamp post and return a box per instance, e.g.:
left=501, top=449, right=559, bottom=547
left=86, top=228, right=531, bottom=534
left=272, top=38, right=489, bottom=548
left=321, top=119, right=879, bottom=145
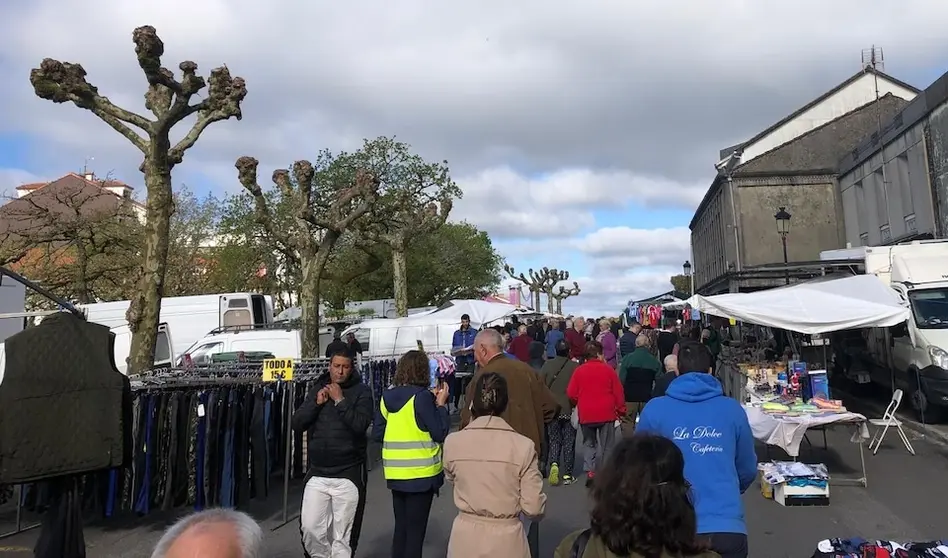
left=775, top=206, right=792, bottom=285
left=682, top=260, right=694, bottom=296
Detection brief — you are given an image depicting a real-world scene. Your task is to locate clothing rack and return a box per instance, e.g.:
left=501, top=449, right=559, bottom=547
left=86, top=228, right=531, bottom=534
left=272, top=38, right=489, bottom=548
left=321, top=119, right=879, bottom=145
left=0, top=268, right=86, bottom=541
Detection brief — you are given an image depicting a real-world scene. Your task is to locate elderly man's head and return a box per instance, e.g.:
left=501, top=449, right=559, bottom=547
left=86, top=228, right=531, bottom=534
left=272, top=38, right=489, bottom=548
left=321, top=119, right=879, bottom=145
left=635, top=334, right=650, bottom=349
left=664, top=354, right=679, bottom=374
left=151, top=509, right=262, bottom=558
left=474, top=328, right=505, bottom=366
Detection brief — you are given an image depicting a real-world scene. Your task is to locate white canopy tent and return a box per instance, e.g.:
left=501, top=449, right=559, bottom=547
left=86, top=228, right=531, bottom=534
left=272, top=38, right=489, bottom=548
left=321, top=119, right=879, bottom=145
left=342, top=299, right=526, bottom=356
left=688, top=274, right=910, bottom=334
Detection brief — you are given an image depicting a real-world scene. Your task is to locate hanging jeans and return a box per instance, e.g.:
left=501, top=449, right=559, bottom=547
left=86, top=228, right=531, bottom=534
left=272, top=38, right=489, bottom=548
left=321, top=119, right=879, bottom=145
left=300, top=476, right=360, bottom=558
left=220, top=392, right=238, bottom=508
left=390, top=489, right=435, bottom=558
left=581, top=421, right=616, bottom=475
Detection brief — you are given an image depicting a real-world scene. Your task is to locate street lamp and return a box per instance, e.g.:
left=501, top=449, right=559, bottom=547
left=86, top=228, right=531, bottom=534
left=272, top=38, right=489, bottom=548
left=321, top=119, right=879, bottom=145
left=775, top=207, right=792, bottom=284
left=682, top=260, right=694, bottom=296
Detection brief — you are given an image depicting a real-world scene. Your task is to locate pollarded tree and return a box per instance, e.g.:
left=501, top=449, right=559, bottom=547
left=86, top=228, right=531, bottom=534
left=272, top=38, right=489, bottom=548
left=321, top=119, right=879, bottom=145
left=355, top=137, right=460, bottom=317
left=236, top=155, right=379, bottom=358
left=29, top=26, right=247, bottom=374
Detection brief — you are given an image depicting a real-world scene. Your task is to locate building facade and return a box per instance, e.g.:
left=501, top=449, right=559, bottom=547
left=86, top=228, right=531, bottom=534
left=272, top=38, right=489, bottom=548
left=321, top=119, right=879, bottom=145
left=690, top=69, right=918, bottom=294
left=838, top=71, right=948, bottom=246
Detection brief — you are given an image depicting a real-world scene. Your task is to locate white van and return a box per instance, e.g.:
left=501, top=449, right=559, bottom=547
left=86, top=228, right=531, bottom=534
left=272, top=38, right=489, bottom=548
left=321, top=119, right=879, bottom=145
left=82, top=292, right=274, bottom=360
left=111, top=322, right=174, bottom=374
left=181, top=324, right=338, bottom=365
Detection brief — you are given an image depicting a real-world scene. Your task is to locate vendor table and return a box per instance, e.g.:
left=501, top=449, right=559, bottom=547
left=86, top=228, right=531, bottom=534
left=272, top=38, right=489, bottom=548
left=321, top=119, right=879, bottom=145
left=744, top=406, right=870, bottom=487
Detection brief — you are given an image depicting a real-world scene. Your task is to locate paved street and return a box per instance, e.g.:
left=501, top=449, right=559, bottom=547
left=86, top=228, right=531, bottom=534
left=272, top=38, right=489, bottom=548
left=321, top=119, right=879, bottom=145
left=2, top=401, right=948, bottom=557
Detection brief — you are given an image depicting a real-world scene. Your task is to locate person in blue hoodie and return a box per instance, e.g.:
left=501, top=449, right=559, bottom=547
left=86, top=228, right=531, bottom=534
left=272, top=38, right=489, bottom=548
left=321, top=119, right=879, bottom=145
left=373, top=350, right=451, bottom=558
left=636, top=340, right=757, bottom=558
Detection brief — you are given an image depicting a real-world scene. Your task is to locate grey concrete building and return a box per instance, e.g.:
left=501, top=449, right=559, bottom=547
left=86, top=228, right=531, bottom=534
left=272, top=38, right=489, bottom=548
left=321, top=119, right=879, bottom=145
left=689, top=69, right=918, bottom=294
left=838, top=71, right=948, bottom=246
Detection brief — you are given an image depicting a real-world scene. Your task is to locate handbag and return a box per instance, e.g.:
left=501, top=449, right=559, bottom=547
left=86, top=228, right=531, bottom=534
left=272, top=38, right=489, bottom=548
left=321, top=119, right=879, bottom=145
left=570, top=407, right=579, bottom=429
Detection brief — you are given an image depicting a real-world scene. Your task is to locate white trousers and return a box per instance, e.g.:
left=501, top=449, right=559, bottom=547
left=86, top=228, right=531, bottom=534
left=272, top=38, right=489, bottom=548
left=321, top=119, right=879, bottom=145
left=301, top=476, right=359, bottom=558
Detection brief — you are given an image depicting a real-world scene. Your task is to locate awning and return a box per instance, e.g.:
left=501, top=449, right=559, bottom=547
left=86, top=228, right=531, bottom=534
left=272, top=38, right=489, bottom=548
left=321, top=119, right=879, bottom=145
left=689, top=274, right=910, bottom=334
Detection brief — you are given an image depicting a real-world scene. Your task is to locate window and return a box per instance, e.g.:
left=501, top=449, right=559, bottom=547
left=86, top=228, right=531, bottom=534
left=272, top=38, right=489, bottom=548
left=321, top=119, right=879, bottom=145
left=860, top=232, right=869, bottom=246
left=187, top=342, right=223, bottom=365
left=874, top=169, right=889, bottom=227
left=905, top=214, right=917, bottom=233
left=896, top=153, right=914, bottom=215
left=880, top=225, right=891, bottom=243
left=155, top=330, right=172, bottom=363
left=854, top=181, right=866, bottom=236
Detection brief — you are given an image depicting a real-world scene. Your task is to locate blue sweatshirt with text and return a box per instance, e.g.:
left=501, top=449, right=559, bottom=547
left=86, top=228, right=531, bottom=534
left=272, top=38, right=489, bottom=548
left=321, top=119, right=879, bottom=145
left=637, top=373, right=757, bottom=535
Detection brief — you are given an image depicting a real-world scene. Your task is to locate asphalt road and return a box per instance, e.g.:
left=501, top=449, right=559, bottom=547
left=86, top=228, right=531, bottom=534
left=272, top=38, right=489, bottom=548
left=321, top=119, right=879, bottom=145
left=2, top=406, right=947, bottom=557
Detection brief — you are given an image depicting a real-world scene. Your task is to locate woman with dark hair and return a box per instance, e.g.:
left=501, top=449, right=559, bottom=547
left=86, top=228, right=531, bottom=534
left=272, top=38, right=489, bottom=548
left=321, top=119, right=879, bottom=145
left=444, top=373, right=546, bottom=558
left=373, top=350, right=451, bottom=558
left=554, top=434, right=720, bottom=558
left=566, top=341, right=626, bottom=486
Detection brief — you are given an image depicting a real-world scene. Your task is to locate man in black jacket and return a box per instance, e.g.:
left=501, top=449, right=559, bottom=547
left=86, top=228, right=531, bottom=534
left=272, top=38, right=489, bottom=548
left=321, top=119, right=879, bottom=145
left=293, top=352, right=374, bottom=558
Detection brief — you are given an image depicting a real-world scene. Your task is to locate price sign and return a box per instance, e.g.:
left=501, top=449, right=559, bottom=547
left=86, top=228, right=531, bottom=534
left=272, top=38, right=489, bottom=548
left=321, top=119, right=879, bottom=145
left=263, top=358, right=294, bottom=382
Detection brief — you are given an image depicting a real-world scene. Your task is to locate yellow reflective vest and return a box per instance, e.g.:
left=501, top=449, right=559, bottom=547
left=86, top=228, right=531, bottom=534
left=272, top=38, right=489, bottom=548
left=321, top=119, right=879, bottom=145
left=380, top=394, right=443, bottom=480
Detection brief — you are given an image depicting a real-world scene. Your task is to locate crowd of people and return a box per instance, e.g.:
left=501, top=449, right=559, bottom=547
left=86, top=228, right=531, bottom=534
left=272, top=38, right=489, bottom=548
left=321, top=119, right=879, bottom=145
left=146, top=314, right=753, bottom=558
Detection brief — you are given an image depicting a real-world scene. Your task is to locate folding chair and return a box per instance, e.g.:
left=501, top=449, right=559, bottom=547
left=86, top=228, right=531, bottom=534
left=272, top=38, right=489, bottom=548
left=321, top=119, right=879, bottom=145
left=868, top=389, right=915, bottom=455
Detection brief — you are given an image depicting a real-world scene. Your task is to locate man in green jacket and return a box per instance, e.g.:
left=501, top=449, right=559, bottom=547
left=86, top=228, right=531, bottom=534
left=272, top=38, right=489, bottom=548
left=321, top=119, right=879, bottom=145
left=618, top=335, right=662, bottom=432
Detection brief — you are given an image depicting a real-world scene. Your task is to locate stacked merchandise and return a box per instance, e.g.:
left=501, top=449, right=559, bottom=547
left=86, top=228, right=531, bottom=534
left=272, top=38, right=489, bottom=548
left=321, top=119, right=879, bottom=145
left=745, top=359, right=843, bottom=418
left=812, top=538, right=948, bottom=557
left=758, top=461, right=829, bottom=506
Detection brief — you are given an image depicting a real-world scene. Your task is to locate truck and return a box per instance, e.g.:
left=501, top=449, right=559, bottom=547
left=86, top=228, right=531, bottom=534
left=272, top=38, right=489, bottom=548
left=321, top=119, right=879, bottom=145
left=81, top=292, right=275, bottom=360
left=821, top=240, right=948, bottom=421
left=180, top=322, right=338, bottom=365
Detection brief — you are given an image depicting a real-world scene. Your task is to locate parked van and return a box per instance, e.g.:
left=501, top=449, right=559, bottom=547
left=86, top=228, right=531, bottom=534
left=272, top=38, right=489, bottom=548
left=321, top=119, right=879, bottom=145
left=180, top=323, right=337, bottom=365
left=82, top=292, right=274, bottom=360
left=111, top=322, right=174, bottom=374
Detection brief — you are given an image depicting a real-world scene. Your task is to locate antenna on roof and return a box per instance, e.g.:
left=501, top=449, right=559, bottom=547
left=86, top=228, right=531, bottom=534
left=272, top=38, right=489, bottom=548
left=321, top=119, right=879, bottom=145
left=861, top=45, right=884, bottom=72
left=863, top=46, right=891, bottom=216
left=82, top=157, right=95, bottom=180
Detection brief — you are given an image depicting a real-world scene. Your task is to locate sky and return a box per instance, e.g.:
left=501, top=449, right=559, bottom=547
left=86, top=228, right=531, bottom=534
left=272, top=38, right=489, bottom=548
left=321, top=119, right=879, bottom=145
left=2, top=1, right=948, bottom=317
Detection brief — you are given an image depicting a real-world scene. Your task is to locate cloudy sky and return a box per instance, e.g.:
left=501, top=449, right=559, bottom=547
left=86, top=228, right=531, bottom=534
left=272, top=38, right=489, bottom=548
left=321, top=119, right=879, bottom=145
left=2, top=1, right=947, bottom=316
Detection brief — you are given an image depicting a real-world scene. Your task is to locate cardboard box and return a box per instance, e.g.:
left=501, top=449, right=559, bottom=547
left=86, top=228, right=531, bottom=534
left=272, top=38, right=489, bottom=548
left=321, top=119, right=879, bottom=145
left=774, top=481, right=830, bottom=507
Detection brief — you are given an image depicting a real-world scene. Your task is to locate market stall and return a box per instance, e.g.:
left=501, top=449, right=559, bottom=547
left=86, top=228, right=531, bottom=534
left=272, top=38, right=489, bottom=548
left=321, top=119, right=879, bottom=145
left=688, top=274, right=912, bottom=489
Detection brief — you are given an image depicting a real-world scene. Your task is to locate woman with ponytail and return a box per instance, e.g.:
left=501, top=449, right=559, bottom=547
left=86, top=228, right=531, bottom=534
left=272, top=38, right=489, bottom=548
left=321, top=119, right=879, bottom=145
left=554, top=434, right=720, bottom=558
left=443, top=373, right=547, bottom=558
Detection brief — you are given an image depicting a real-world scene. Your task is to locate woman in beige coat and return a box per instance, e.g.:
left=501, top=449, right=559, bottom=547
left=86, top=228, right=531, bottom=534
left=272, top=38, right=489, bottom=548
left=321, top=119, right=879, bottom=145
left=443, top=372, right=547, bottom=558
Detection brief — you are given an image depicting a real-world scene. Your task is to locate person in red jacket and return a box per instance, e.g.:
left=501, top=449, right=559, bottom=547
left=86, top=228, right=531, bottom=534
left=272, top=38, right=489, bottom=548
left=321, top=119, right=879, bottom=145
left=566, top=340, right=626, bottom=486
left=508, top=324, right=533, bottom=362
left=564, top=316, right=587, bottom=360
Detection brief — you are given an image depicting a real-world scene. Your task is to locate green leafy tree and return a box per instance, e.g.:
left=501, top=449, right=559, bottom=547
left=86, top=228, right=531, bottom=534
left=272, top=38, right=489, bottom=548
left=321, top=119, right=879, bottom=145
left=670, top=274, right=692, bottom=295
left=164, top=185, right=223, bottom=296
left=29, top=25, right=247, bottom=374
left=325, top=221, right=503, bottom=308
left=235, top=154, right=379, bottom=358
left=352, top=137, right=461, bottom=317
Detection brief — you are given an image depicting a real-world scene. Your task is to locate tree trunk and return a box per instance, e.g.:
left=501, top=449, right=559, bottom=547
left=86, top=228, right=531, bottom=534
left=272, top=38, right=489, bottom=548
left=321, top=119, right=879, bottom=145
left=532, top=289, right=541, bottom=313
left=299, top=253, right=320, bottom=359
left=391, top=240, right=409, bottom=318
left=556, top=299, right=563, bottom=315
left=547, top=292, right=556, bottom=315
left=127, top=150, right=174, bottom=375
left=74, top=245, right=92, bottom=304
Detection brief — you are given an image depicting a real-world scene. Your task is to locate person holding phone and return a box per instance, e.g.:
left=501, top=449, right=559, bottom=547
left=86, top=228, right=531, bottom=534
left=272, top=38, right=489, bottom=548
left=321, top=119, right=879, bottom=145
left=373, top=351, right=452, bottom=558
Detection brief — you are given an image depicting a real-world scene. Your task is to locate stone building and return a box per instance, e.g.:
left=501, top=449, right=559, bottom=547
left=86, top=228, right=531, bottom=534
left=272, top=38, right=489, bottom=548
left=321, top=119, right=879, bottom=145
left=690, top=69, right=918, bottom=294
left=838, top=70, right=948, bottom=247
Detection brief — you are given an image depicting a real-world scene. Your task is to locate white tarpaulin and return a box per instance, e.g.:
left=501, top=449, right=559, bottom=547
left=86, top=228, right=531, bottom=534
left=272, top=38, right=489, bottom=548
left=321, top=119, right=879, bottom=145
left=342, top=299, right=525, bottom=356
left=689, top=274, right=910, bottom=334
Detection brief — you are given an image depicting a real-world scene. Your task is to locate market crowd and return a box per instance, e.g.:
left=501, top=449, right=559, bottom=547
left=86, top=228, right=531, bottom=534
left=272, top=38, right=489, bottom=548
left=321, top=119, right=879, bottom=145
left=149, top=315, right=755, bottom=558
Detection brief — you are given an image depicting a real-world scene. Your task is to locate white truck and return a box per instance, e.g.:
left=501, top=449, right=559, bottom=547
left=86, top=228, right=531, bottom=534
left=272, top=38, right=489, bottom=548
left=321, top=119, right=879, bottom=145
left=822, top=240, right=948, bottom=420
left=81, top=292, right=275, bottom=361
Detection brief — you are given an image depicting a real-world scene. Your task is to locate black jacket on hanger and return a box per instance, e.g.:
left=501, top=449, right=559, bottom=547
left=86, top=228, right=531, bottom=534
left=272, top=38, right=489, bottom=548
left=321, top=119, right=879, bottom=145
left=0, top=312, right=131, bottom=484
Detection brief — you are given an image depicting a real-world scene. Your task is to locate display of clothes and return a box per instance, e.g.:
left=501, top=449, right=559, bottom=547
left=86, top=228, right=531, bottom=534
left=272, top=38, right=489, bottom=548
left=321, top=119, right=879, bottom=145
left=624, top=302, right=666, bottom=327
left=813, top=538, right=948, bottom=557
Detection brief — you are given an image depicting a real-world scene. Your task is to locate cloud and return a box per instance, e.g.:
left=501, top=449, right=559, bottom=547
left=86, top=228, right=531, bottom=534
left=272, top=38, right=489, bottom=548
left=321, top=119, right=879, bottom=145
left=452, top=167, right=705, bottom=239
left=574, top=226, right=691, bottom=272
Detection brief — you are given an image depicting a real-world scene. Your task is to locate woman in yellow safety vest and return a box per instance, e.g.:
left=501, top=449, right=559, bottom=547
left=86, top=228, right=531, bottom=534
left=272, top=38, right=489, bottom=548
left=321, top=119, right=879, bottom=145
left=373, top=350, right=451, bottom=558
